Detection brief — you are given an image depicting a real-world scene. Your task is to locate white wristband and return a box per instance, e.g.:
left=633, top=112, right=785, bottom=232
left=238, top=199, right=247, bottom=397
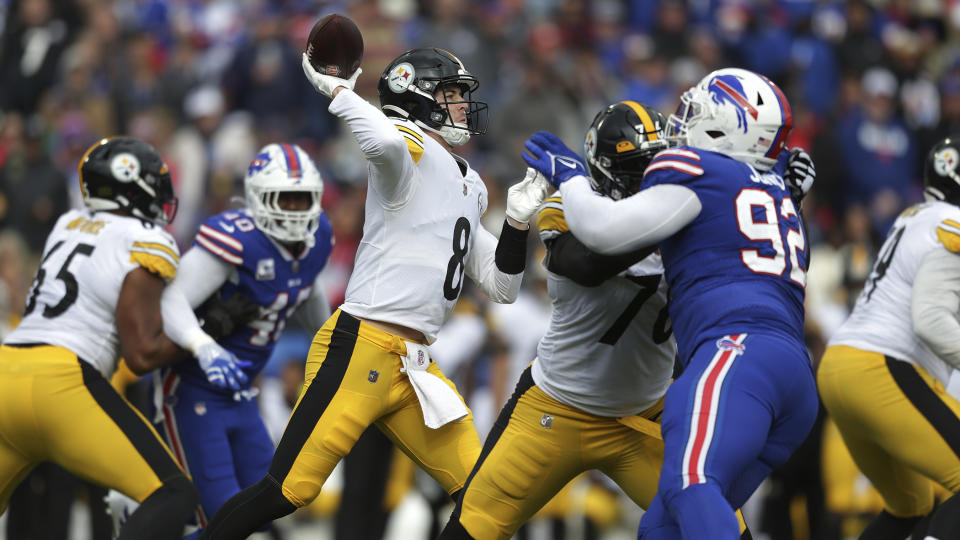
left=183, top=327, right=215, bottom=356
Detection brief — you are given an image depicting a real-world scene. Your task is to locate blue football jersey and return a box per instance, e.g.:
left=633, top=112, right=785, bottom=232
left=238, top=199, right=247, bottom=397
left=173, top=209, right=334, bottom=390
left=640, top=147, right=807, bottom=362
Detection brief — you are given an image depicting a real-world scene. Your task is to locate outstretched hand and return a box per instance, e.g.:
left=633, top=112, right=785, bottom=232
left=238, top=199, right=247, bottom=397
left=301, top=53, right=362, bottom=99
left=521, top=131, right=588, bottom=188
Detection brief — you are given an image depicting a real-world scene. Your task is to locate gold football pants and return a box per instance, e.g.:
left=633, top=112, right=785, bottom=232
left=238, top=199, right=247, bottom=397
left=453, top=367, right=666, bottom=540
left=818, top=345, right=960, bottom=517
left=269, top=310, right=481, bottom=507
left=0, top=344, right=184, bottom=514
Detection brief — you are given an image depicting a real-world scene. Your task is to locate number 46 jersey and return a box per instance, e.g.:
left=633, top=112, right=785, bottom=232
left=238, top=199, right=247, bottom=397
left=6, top=209, right=180, bottom=379
left=640, top=147, right=807, bottom=362
left=171, top=209, right=334, bottom=389
left=831, top=201, right=960, bottom=385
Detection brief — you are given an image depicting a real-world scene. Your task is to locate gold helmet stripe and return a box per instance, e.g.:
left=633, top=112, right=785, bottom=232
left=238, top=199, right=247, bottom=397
left=620, top=101, right=659, bottom=141
left=77, top=137, right=116, bottom=200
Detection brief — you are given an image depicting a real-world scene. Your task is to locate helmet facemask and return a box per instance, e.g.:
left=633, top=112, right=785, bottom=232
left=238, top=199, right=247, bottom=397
left=432, top=80, right=488, bottom=146
left=588, top=142, right=668, bottom=200
left=248, top=187, right=322, bottom=247
left=244, top=143, right=324, bottom=248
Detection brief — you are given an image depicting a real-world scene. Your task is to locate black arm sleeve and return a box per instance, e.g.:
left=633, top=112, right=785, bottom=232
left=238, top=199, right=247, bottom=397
left=544, top=231, right=655, bottom=287
left=494, top=220, right=529, bottom=274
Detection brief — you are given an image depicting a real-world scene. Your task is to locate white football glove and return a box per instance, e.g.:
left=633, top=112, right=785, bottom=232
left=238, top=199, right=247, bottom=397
left=506, top=167, right=551, bottom=223
left=301, top=52, right=362, bottom=99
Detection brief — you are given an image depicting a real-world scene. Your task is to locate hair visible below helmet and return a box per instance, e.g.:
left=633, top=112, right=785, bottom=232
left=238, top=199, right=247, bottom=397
left=667, top=67, right=793, bottom=172
left=377, top=48, right=488, bottom=147
left=584, top=101, right=670, bottom=200
left=244, top=143, right=324, bottom=247
left=924, top=136, right=960, bottom=205
left=79, top=137, right=177, bottom=225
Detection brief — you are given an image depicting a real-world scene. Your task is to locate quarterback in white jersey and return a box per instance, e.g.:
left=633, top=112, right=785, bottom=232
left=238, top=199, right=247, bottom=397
left=439, top=102, right=751, bottom=540
left=0, top=138, right=247, bottom=540
left=197, top=47, right=550, bottom=539
left=819, top=136, right=960, bottom=540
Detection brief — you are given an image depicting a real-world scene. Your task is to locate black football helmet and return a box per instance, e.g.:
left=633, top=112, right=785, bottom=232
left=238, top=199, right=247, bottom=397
left=377, top=48, right=488, bottom=145
left=584, top=101, right=670, bottom=200
left=924, top=135, right=960, bottom=206
left=78, top=137, right=178, bottom=225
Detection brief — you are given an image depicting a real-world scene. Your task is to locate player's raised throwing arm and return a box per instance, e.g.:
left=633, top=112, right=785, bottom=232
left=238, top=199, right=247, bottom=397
left=303, top=56, right=415, bottom=206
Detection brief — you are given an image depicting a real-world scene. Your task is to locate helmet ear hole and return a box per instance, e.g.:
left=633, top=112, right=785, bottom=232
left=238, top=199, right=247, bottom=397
left=706, top=130, right=724, bottom=139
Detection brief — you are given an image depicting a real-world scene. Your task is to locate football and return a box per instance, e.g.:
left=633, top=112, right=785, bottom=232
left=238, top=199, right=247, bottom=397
left=305, top=13, right=364, bottom=79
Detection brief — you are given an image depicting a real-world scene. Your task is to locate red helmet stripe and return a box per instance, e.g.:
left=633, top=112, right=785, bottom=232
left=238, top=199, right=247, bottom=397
left=279, top=143, right=302, bottom=178
left=761, top=76, right=793, bottom=159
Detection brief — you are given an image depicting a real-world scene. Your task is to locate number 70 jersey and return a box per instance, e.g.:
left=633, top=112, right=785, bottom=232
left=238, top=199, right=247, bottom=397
left=5, top=209, right=180, bottom=379
left=640, top=147, right=807, bottom=361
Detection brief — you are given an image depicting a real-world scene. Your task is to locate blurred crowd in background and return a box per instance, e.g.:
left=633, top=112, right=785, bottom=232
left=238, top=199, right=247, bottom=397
left=0, top=0, right=958, bottom=539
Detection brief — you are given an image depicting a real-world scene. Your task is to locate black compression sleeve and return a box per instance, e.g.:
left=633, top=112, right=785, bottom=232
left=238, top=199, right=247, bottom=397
left=545, top=232, right=655, bottom=287
left=494, top=220, right=528, bottom=274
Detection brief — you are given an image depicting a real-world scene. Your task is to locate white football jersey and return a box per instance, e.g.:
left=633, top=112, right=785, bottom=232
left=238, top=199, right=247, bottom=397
left=5, top=209, right=179, bottom=378
left=531, top=195, right=677, bottom=417
left=331, top=92, right=488, bottom=344
left=830, top=201, right=960, bottom=385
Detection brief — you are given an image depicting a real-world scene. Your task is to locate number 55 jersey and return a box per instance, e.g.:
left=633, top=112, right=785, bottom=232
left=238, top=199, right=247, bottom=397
left=6, top=208, right=180, bottom=378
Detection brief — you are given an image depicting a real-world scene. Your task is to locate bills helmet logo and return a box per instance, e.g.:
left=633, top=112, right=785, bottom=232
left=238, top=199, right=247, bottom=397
left=247, top=151, right=271, bottom=176
left=708, top=75, right=758, bottom=133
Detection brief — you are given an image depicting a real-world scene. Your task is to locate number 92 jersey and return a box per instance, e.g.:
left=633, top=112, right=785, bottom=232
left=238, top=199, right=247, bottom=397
left=830, top=201, right=960, bottom=385
left=640, top=147, right=807, bottom=361
left=5, top=209, right=180, bottom=379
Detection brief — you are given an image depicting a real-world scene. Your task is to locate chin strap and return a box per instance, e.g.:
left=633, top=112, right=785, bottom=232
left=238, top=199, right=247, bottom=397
left=438, top=124, right=471, bottom=147
left=383, top=105, right=472, bottom=147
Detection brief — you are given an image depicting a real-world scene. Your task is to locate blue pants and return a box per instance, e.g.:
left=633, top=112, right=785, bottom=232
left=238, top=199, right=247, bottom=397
left=638, top=333, right=818, bottom=540
left=155, top=370, right=274, bottom=528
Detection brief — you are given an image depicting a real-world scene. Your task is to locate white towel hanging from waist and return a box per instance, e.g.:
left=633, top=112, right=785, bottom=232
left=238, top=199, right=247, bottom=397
left=400, top=341, right=468, bottom=429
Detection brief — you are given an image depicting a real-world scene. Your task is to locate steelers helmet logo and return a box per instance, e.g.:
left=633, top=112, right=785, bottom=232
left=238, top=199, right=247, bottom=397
left=388, top=63, right=415, bottom=94
left=110, top=153, right=141, bottom=183
left=934, top=147, right=960, bottom=177
left=584, top=128, right=598, bottom=159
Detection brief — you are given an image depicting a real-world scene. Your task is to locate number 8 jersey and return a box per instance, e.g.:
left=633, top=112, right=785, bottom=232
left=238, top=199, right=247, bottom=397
left=333, top=93, right=490, bottom=344
left=830, top=201, right=960, bottom=386
left=639, top=147, right=807, bottom=362
left=6, top=209, right=180, bottom=379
